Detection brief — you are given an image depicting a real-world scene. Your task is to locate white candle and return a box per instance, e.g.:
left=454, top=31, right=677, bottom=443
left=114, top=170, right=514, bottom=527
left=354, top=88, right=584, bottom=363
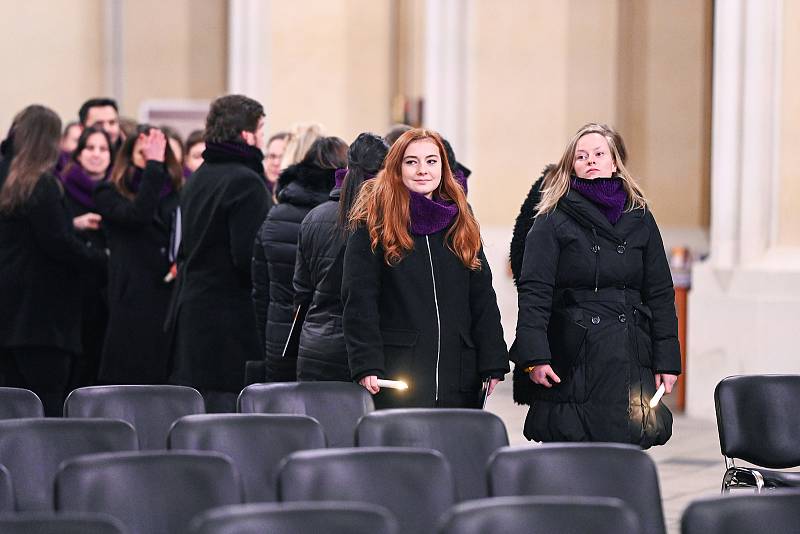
left=649, top=384, right=666, bottom=408
left=376, top=379, right=409, bottom=390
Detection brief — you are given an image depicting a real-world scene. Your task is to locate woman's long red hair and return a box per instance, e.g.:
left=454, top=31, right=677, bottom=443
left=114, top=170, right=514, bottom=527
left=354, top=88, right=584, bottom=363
left=348, top=128, right=482, bottom=270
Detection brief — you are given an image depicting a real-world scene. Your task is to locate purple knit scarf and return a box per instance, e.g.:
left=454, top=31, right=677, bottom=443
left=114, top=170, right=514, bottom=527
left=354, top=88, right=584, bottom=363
left=409, top=191, right=458, bottom=235
left=126, top=166, right=174, bottom=198
left=570, top=176, right=627, bottom=224
left=60, top=162, right=107, bottom=209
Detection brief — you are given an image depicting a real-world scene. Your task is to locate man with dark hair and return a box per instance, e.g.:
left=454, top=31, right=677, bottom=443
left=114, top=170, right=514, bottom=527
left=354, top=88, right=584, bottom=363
left=167, top=94, right=273, bottom=412
left=78, top=98, right=122, bottom=148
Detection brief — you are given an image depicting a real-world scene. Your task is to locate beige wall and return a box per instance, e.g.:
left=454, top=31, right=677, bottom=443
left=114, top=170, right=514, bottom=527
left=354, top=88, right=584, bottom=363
left=266, top=0, right=392, bottom=143
left=121, top=0, right=227, bottom=117
left=466, top=0, right=712, bottom=230
left=779, top=0, right=800, bottom=247
left=0, top=0, right=105, bottom=132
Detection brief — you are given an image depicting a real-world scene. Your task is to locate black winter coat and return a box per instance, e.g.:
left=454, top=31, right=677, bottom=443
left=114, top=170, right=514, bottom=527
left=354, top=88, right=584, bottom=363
left=252, top=162, right=334, bottom=382
left=0, top=161, right=105, bottom=354
left=292, top=189, right=349, bottom=382
left=511, top=190, right=680, bottom=448
left=342, top=224, right=510, bottom=409
left=93, top=162, right=178, bottom=384
left=509, top=166, right=554, bottom=285
left=168, top=149, right=272, bottom=392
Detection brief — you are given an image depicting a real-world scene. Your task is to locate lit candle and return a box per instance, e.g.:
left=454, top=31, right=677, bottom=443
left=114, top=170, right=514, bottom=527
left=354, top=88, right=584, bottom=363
left=649, top=383, right=666, bottom=408
left=376, top=379, right=409, bottom=390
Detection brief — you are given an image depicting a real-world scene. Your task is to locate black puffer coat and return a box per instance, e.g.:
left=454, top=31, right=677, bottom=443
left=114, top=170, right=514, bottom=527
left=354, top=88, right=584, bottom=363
left=511, top=190, right=680, bottom=448
left=342, top=224, right=510, bottom=409
left=93, top=162, right=178, bottom=384
left=509, top=165, right=554, bottom=285
left=252, top=162, right=334, bottom=382
left=292, top=189, right=349, bottom=381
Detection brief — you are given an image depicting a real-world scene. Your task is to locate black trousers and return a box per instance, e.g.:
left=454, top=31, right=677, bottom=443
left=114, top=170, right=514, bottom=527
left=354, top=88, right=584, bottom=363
left=0, top=346, right=73, bottom=417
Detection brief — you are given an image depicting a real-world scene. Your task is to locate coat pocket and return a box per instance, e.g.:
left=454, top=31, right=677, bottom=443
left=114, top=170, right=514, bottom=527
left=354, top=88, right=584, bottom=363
left=458, top=330, right=480, bottom=392
left=633, top=303, right=653, bottom=368
left=381, top=328, right=419, bottom=379
left=547, top=310, right=588, bottom=378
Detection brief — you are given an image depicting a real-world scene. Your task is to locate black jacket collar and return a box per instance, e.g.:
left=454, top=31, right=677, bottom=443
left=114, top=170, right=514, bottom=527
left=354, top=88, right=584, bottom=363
left=558, top=190, right=644, bottom=243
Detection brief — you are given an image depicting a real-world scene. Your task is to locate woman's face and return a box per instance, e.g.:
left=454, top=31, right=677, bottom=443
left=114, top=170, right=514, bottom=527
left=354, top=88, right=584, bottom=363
left=264, top=137, right=287, bottom=183
left=401, top=139, right=442, bottom=199
left=186, top=142, right=205, bottom=173
left=77, top=132, right=111, bottom=179
left=573, top=132, right=617, bottom=179
left=132, top=134, right=147, bottom=168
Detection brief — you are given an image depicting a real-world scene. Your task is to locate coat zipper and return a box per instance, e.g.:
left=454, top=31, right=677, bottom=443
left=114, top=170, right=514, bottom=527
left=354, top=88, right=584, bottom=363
left=425, top=236, right=441, bottom=402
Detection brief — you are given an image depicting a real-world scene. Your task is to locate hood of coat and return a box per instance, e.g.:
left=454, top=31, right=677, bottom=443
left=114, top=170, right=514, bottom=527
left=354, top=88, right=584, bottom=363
left=276, top=162, right=337, bottom=206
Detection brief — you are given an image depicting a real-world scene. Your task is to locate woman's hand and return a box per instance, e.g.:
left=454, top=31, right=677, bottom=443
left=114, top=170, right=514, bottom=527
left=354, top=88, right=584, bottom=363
left=655, top=373, right=678, bottom=394
left=141, top=129, right=167, bottom=162
left=486, top=378, right=501, bottom=396
left=73, top=212, right=102, bottom=231
left=528, top=364, right=561, bottom=388
left=359, top=375, right=380, bottom=395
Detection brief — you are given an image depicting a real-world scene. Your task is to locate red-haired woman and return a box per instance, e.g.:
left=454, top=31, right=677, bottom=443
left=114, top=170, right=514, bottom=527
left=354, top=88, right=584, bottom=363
left=342, top=128, right=508, bottom=409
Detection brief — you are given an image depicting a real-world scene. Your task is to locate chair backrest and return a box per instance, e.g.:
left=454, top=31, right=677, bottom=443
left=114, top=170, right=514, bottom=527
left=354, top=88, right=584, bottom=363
left=0, top=512, right=127, bottom=534
left=714, top=375, right=800, bottom=468
left=681, top=492, right=800, bottom=534
left=356, top=408, right=508, bottom=501
left=238, top=382, right=373, bottom=447
left=278, top=447, right=454, bottom=533
left=0, top=387, right=44, bottom=419
left=64, top=385, right=205, bottom=450
left=189, top=502, right=399, bottom=534
left=488, top=443, right=665, bottom=534
left=439, top=495, right=641, bottom=534
left=0, top=418, right=137, bottom=511
left=0, top=464, right=13, bottom=512
left=168, top=413, right=326, bottom=502
left=55, top=451, right=242, bottom=534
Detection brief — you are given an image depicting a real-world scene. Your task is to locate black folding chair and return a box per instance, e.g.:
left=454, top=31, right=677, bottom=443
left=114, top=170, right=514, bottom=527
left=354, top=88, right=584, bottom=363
left=238, top=382, right=373, bottom=447
left=0, top=418, right=137, bottom=510
left=682, top=491, right=800, bottom=533
left=356, top=408, right=508, bottom=501
left=278, top=447, right=454, bottom=533
left=56, top=451, right=242, bottom=534
left=168, top=413, right=325, bottom=502
left=0, top=387, right=44, bottom=419
left=438, top=495, right=641, bottom=534
left=715, top=375, right=800, bottom=492
left=0, top=464, right=13, bottom=512
left=64, top=385, right=205, bottom=450
left=0, top=512, right=127, bottom=534
left=189, top=501, right=398, bottom=534
left=488, top=443, right=666, bottom=534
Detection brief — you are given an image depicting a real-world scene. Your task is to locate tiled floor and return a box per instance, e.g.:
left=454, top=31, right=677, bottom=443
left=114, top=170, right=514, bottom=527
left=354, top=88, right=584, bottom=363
left=486, top=380, right=723, bottom=534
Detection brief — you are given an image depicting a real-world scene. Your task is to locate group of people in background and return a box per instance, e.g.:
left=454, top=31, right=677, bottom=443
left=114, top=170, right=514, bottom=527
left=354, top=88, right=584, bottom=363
left=0, top=94, right=680, bottom=449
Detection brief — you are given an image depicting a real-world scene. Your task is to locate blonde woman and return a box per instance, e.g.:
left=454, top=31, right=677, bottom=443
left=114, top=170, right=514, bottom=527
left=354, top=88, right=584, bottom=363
left=512, top=123, right=679, bottom=448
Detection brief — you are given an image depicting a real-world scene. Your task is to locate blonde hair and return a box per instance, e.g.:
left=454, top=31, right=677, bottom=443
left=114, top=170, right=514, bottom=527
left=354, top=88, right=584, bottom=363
left=280, top=122, right=324, bottom=170
left=536, top=123, right=647, bottom=214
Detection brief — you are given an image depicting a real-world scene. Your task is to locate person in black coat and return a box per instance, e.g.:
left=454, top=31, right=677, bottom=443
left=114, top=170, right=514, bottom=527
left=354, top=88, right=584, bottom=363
left=342, top=128, right=509, bottom=409
left=512, top=123, right=680, bottom=448
left=252, top=136, right=348, bottom=382
left=293, top=133, right=389, bottom=382
left=0, top=105, right=106, bottom=415
left=168, top=95, right=272, bottom=412
left=93, top=125, right=183, bottom=385
left=60, top=126, right=113, bottom=388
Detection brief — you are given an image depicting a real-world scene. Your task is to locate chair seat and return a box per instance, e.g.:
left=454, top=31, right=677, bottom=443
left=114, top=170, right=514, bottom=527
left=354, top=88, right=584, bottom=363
left=757, top=468, right=800, bottom=487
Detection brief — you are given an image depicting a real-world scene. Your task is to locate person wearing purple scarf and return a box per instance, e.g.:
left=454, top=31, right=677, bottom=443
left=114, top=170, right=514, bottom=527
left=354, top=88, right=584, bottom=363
left=342, top=128, right=509, bottom=410
left=93, top=125, right=183, bottom=387
left=511, top=123, right=680, bottom=449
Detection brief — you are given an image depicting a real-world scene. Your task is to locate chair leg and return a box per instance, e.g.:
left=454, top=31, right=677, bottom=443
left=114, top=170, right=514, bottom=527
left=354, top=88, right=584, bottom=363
left=753, top=470, right=765, bottom=493
left=721, top=468, right=736, bottom=493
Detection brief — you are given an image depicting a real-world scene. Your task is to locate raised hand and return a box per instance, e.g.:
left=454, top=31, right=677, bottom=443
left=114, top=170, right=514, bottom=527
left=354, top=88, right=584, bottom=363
left=141, top=129, right=167, bottom=163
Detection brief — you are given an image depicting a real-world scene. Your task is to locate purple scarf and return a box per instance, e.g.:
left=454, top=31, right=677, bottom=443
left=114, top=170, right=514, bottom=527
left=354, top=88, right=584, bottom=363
left=409, top=191, right=458, bottom=236
left=570, top=176, right=627, bottom=224
left=126, top=166, right=174, bottom=198
left=60, top=162, right=107, bottom=209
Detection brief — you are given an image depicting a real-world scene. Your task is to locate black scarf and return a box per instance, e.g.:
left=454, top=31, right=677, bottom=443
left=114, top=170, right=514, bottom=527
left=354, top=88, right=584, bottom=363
left=202, top=141, right=265, bottom=175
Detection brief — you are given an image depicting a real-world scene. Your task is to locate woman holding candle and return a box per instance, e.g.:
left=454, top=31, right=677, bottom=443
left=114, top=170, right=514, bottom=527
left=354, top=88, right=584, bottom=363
left=342, top=128, right=508, bottom=409
left=512, top=123, right=679, bottom=448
